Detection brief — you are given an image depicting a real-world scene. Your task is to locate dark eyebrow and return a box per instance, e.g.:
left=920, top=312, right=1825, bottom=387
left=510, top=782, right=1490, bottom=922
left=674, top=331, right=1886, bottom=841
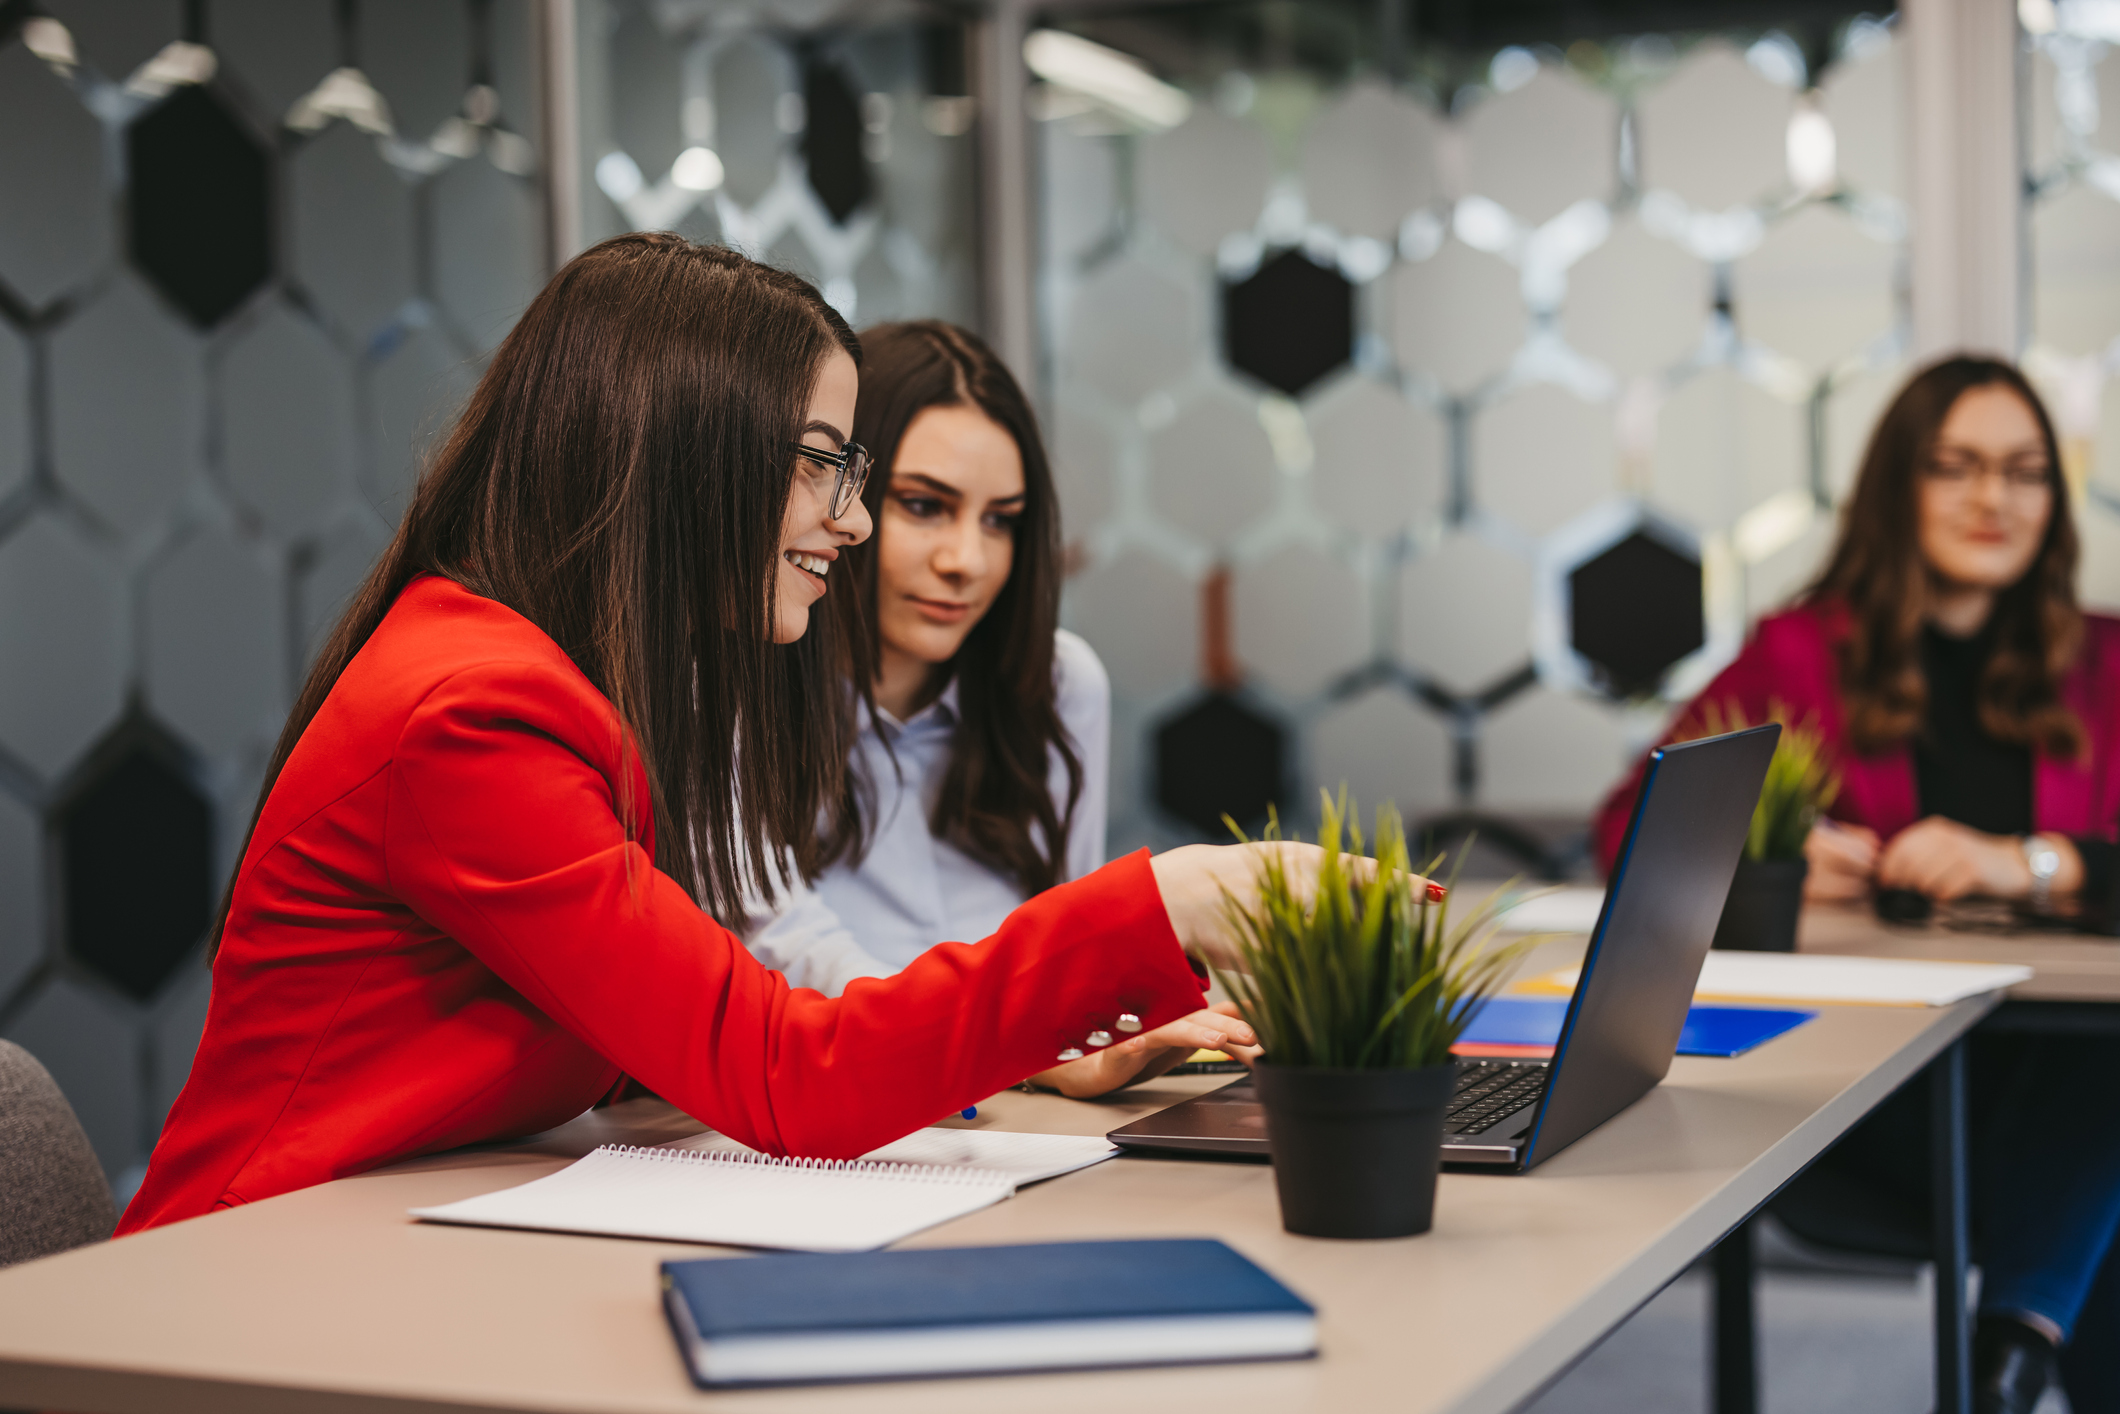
left=801, top=420, right=846, bottom=449
left=892, top=472, right=1027, bottom=506
left=892, top=472, right=964, bottom=498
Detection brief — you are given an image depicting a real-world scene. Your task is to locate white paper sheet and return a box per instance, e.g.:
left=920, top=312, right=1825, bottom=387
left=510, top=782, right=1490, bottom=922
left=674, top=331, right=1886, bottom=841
left=411, top=1145, right=1016, bottom=1252
left=1531, top=950, right=2031, bottom=1007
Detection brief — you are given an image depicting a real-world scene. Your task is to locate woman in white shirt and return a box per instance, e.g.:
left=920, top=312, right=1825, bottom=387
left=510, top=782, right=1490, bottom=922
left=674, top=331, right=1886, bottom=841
left=819, top=321, right=1103, bottom=954
left=806, top=320, right=1248, bottom=1091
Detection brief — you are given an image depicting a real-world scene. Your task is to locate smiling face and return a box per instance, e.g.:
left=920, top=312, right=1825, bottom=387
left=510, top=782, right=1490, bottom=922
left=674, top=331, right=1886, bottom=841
left=1915, top=383, right=2054, bottom=599
left=773, top=349, right=870, bottom=645
left=872, top=402, right=1025, bottom=699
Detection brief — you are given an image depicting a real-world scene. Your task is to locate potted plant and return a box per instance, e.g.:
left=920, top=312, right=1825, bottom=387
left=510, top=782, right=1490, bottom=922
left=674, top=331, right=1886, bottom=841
left=1217, top=794, right=1530, bottom=1240
left=1706, top=710, right=1839, bottom=952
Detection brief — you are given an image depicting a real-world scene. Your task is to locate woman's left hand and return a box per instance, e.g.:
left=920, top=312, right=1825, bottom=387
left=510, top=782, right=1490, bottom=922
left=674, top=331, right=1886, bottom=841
left=1025, top=1001, right=1261, bottom=1100
left=1875, top=816, right=2080, bottom=901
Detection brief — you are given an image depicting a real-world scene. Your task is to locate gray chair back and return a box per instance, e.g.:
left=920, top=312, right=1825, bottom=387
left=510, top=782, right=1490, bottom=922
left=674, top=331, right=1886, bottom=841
left=0, top=1039, right=117, bottom=1267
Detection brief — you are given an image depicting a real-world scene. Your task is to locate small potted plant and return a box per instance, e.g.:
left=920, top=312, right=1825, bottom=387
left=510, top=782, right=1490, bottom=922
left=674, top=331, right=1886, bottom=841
left=1217, top=793, right=1529, bottom=1240
left=1706, top=709, right=1839, bottom=952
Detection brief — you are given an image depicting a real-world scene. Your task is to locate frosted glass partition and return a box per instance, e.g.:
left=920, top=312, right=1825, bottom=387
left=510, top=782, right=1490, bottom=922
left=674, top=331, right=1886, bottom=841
left=2026, top=11, right=2120, bottom=605
left=575, top=0, right=981, bottom=330
left=1036, top=14, right=1907, bottom=862
left=0, top=0, right=546, bottom=1190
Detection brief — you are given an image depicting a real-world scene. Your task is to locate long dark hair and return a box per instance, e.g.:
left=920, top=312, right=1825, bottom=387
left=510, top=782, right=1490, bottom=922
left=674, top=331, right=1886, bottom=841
left=1806, top=355, right=2083, bottom=757
left=213, top=233, right=862, bottom=954
left=827, top=321, right=1081, bottom=896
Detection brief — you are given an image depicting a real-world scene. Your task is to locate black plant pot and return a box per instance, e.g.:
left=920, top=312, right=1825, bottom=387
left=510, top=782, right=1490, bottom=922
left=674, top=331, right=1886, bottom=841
left=1253, top=1062, right=1456, bottom=1239
left=1712, top=857, right=1810, bottom=952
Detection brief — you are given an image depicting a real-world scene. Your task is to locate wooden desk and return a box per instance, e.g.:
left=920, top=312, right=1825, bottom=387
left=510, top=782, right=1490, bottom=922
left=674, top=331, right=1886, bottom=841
left=0, top=998, right=1986, bottom=1414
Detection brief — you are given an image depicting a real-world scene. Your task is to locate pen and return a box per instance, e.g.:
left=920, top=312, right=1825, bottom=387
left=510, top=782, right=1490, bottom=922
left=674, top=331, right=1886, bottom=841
left=961, top=1107, right=977, bottom=1120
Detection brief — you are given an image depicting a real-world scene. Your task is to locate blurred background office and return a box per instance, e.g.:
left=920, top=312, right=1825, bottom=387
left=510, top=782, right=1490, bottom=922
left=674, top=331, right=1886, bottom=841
left=0, top=0, right=2105, bottom=1247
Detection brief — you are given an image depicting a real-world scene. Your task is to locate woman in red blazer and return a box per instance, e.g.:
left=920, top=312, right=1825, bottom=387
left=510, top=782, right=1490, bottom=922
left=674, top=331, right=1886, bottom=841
left=118, top=236, right=1366, bottom=1234
left=1594, top=358, right=2120, bottom=1411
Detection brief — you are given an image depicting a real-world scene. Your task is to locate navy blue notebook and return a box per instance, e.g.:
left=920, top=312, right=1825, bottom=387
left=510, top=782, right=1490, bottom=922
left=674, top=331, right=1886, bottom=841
left=1457, top=998, right=1815, bottom=1058
left=661, top=1238, right=1317, bottom=1387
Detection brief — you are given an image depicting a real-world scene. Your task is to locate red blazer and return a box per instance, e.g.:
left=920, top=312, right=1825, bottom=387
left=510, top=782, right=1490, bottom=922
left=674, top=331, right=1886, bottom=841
left=119, top=577, right=1205, bottom=1233
left=1592, top=600, right=2120, bottom=873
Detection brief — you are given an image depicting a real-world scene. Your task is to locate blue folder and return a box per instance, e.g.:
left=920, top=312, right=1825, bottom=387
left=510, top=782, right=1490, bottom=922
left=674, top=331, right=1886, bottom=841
left=1460, top=997, right=1815, bottom=1058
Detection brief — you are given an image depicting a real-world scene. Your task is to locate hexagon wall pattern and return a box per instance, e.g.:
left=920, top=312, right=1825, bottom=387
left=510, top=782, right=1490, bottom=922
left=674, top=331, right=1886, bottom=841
left=1042, top=21, right=1912, bottom=857
left=579, top=2, right=979, bottom=330
left=0, top=2, right=544, bottom=1187
left=2026, top=11, right=2120, bottom=617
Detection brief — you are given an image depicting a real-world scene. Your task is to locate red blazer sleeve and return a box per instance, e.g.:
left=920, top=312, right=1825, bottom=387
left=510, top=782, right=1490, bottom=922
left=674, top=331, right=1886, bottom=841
left=383, top=662, right=1206, bottom=1159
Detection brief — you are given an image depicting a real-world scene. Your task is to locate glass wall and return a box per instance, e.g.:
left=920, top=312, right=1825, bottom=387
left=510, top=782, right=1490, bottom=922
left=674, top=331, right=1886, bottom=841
left=1034, top=6, right=1906, bottom=867
left=2025, top=3, right=2120, bottom=605
left=574, top=0, right=981, bottom=329
left=0, top=0, right=545, bottom=1188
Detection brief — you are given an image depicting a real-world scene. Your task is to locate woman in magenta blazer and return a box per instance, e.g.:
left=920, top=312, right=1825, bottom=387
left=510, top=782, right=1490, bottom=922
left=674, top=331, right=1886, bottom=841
left=1595, top=358, right=2120, bottom=1412
left=116, top=236, right=1369, bottom=1235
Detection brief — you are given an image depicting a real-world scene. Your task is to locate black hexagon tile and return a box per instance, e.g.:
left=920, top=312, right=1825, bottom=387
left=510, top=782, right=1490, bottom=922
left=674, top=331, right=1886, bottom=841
left=1222, top=248, right=1354, bottom=398
left=802, top=56, right=870, bottom=224
left=1154, top=692, right=1288, bottom=839
left=127, top=85, right=272, bottom=327
left=56, top=727, right=214, bottom=1003
left=1568, top=531, right=1704, bottom=699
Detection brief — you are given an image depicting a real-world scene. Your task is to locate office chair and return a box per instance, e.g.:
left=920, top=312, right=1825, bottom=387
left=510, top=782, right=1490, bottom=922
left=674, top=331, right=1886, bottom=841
left=0, top=1039, right=117, bottom=1267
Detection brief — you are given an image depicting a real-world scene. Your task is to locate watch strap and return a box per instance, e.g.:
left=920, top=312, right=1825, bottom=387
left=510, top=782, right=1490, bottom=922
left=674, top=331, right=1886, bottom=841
left=2023, top=834, right=2061, bottom=914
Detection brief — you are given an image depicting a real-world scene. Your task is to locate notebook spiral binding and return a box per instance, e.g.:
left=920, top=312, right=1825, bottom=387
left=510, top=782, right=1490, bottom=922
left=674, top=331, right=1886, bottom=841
left=601, top=1144, right=1014, bottom=1188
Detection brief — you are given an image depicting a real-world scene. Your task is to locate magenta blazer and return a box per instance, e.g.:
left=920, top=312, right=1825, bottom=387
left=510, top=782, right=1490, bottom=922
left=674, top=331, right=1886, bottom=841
left=1592, top=601, right=2120, bottom=874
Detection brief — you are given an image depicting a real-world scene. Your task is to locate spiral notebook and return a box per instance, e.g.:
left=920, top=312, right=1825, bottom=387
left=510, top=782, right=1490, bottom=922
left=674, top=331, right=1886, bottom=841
left=409, top=1129, right=1118, bottom=1252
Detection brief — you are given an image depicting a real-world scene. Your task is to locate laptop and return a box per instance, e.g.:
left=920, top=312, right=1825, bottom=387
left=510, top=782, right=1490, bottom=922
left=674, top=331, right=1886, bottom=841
left=1108, top=724, right=1781, bottom=1173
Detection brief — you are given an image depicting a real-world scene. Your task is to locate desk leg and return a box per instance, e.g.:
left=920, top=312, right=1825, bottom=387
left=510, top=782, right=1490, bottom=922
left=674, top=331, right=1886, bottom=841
left=1712, top=1218, right=1757, bottom=1414
left=1932, top=1039, right=1971, bottom=1414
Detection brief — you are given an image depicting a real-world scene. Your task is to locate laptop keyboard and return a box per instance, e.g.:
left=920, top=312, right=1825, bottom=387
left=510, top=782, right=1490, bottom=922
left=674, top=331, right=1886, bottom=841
left=1446, top=1060, right=1550, bottom=1135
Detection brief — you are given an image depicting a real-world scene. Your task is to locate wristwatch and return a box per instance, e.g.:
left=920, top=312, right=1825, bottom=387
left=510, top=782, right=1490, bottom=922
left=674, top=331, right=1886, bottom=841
left=2022, top=834, right=2062, bottom=914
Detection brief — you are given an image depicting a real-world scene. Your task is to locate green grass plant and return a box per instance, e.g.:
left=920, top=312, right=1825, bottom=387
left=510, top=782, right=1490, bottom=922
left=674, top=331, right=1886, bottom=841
left=1215, top=791, right=1535, bottom=1071
left=1694, top=703, right=1840, bottom=861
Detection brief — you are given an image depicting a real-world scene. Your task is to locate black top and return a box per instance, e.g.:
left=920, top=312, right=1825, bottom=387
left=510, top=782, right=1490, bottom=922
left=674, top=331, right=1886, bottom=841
left=1913, top=623, right=2116, bottom=916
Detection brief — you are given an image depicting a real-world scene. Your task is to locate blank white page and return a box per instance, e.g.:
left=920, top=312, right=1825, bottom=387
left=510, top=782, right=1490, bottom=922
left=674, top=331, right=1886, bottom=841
left=410, top=1147, right=1016, bottom=1252
left=1530, top=951, right=2032, bottom=1007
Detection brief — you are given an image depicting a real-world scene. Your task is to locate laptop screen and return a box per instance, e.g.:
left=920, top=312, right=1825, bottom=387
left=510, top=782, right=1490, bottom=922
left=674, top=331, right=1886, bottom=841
left=1519, top=724, right=1780, bottom=1167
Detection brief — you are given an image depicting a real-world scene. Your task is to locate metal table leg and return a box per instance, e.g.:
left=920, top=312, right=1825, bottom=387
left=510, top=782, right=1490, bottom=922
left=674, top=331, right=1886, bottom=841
left=1713, top=1217, right=1757, bottom=1414
left=1932, top=1039, right=1971, bottom=1414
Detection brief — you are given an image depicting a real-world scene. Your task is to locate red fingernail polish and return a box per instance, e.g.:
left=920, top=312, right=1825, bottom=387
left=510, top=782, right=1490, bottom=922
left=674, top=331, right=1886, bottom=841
left=1427, top=882, right=1447, bottom=902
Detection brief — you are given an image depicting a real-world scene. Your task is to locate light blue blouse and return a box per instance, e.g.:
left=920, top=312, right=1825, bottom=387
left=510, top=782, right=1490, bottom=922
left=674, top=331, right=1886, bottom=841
left=741, top=631, right=1110, bottom=993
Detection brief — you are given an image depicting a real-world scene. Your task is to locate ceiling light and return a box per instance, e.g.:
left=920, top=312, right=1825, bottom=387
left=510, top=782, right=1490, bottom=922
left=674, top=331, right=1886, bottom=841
left=671, top=146, right=725, bottom=192
left=1786, top=99, right=1837, bottom=194
left=1022, top=29, right=1190, bottom=132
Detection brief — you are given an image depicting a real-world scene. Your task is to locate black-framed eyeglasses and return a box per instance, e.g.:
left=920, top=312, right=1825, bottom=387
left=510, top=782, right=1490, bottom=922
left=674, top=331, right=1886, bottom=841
left=791, top=441, right=872, bottom=518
